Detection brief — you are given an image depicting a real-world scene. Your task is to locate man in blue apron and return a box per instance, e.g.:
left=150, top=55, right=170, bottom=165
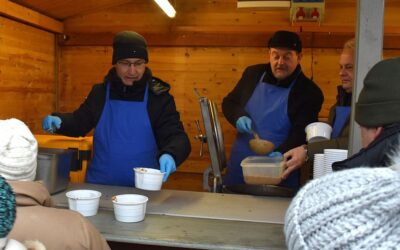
left=283, top=39, right=355, bottom=183
left=222, top=31, right=324, bottom=190
left=42, top=31, right=191, bottom=187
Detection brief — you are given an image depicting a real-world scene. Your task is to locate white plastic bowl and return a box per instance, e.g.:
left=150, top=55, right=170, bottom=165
left=65, top=189, right=101, bottom=217
left=305, top=122, right=332, bottom=143
left=134, top=167, right=164, bottom=191
left=112, top=194, right=149, bottom=222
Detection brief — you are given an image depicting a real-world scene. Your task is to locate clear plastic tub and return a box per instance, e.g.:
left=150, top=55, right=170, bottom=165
left=240, top=156, right=284, bottom=185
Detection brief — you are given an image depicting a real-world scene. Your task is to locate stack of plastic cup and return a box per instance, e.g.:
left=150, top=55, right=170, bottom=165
left=313, top=153, right=325, bottom=179
left=323, top=149, right=348, bottom=175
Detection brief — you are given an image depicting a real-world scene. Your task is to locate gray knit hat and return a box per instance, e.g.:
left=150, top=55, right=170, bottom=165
left=285, top=167, right=400, bottom=249
left=0, top=176, right=16, bottom=238
left=356, top=57, right=400, bottom=127
left=112, top=31, right=148, bottom=64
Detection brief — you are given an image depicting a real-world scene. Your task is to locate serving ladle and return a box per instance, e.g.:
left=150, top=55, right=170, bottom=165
left=249, top=132, right=275, bottom=155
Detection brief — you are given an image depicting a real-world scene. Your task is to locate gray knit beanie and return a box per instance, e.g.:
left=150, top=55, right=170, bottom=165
left=112, top=31, right=148, bottom=64
left=285, top=167, right=400, bottom=249
left=0, top=176, right=16, bottom=238
left=356, top=57, right=400, bottom=127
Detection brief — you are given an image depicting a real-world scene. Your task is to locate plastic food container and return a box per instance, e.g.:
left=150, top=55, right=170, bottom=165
left=241, top=156, right=284, bottom=185
left=112, top=194, right=149, bottom=222
left=65, top=190, right=101, bottom=217
left=134, top=168, right=164, bottom=191
left=305, top=122, right=332, bottom=143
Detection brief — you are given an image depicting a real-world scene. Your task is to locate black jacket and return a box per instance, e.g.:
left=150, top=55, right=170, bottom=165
left=222, top=63, right=324, bottom=153
left=53, top=67, right=191, bottom=166
left=333, top=123, right=400, bottom=171
left=308, top=86, right=352, bottom=156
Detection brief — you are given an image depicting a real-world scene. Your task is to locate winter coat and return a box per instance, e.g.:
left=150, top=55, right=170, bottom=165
left=8, top=181, right=110, bottom=250
left=222, top=63, right=324, bottom=153
left=332, top=122, right=400, bottom=171
left=307, top=86, right=352, bottom=156
left=53, top=67, right=191, bottom=166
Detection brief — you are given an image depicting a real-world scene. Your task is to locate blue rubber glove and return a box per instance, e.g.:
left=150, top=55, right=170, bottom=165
left=267, top=151, right=283, bottom=158
left=159, top=154, right=176, bottom=182
left=236, top=116, right=252, bottom=134
left=42, top=115, right=61, bottom=134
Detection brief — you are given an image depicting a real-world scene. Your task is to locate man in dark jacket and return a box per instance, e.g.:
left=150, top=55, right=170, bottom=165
left=222, top=30, right=323, bottom=189
left=283, top=39, right=354, bottom=183
left=333, top=57, right=400, bottom=171
left=42, top=31, right=191, bottom=187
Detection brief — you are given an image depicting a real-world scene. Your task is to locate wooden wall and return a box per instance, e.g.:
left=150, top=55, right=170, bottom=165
left=0, top=16, right=55, bottom=132
left=1, top=0, right=400, bottom=191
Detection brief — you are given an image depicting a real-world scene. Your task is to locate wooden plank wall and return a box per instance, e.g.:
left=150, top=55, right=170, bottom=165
left=1, top=0, right=400, bottom=191
left=0, top=16, right=55, bottom=132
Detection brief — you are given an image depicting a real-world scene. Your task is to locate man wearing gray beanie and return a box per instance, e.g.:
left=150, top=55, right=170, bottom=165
left=333, top=57, right=400, bottom=171
left=41, top=31, right=191, bottom=186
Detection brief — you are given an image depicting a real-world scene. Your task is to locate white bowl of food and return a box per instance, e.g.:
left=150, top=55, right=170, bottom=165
left=305, top=122, right=332, bottom=143
left=134, top=167, right=164, bottom=191
left=112, top=194, right=148, bottom=223
left=65, top=189, right=101, bottom=217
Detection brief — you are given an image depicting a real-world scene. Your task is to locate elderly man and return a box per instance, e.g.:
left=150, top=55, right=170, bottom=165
left=283, top=39, right=355, bottom=182
left=222, top=30, right=323, bottom=189
left=333, top=57, right=400, bottom=170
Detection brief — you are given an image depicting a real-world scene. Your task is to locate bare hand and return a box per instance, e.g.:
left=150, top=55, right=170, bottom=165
left=282, top=145, right=307, bottom=179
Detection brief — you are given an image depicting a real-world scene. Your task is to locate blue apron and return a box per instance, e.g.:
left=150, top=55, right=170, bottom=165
left=331, top=106, right=351, bottom=139
left=86, top=82, right=159, bottom=186
left=224, top=73, right=300, bottom=188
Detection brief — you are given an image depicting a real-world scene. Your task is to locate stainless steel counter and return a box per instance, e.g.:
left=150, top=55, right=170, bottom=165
left=52, top=183, right=291, bottom=250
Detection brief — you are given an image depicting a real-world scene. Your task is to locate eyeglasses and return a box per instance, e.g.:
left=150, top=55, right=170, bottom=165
left=117, top=60, right=146, bottom=70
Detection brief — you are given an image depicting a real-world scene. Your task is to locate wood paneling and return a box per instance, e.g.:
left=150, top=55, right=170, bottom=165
left=0, top=0, right=63, bottom=33
left=59, top=46, right=354, bottom=174
left=0, top=16, right=56, bottom=133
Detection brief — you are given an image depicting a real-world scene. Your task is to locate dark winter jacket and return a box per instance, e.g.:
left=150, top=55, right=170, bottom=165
left=333, top=122, right=400, bottom=171
left=53, top=67, right=191, bottom=166
left=308, top=86, right=352, bottom=156
left=222, top=63, right=324, bottom=153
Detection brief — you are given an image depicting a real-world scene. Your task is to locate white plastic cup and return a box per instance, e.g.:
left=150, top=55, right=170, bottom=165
left=65, top=190, right=101, bottom=217
left=305, top=122, right=332, bottom=143
left=112, top=194, right=149, bottom=222
left=134, top=167, right=164, bottom=191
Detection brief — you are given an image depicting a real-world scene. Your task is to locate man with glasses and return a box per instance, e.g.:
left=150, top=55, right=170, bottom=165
left=222, top=30, right=323, bottom=190
left=42, top=31, right=191, bottom=187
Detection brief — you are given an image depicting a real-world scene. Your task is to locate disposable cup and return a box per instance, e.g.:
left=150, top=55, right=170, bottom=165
left=65, top=189, right=101, bottom=217
left=134, top=167, right=164, bottom=191
left=112, top=194, right=148, bottom=222
left=305, top=122, right=332, bottom=143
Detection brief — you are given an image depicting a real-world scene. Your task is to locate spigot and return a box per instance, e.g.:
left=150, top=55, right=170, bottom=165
left=194, top=120, right=207, bottom=157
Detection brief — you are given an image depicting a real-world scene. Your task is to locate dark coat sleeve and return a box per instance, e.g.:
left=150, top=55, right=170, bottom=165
left=222, top=64, right=265, bottom=127
left=53, top=84, right=105, bottom=137
left=148, top=92, right=191, bottom=167
left=276, top=74, right=324, bottom=153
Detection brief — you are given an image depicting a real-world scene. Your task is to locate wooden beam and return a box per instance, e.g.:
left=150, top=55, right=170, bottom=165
left=60, top=31, right=400, bottom=49
left=0, top=0, right=63, bottom=33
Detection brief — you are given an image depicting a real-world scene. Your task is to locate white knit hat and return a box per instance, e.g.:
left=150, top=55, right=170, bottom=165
left=0, top=119, right=37, bottom=181
left=285, top=166, right=400, bottom=249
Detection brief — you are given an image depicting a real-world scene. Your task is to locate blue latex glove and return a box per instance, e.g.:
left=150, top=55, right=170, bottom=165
left=236, top=116, right=252, bottom=134
left=159, top=154, right=176, bottom=182
left=42, top=115, right=61, bottom=134
left=267, top=151, right=283, bottom=158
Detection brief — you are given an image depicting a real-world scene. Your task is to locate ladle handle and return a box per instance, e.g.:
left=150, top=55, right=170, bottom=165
left=252, top=131, right=260, bottom=139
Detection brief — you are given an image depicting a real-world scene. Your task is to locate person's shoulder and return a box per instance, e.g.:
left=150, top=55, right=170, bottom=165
left=297, top=73, right=322, bottom=93
left=150, top=76, right=171, bottom=95
left=244, top=64, right=267, bottom=73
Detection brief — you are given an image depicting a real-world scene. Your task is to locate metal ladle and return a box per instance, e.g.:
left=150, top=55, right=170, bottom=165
left=249, top=132, right=275, bottom=155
